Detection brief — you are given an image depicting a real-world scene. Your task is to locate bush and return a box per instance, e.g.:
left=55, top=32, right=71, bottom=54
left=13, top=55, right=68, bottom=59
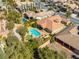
left=6, top=21, right=14, bottom=30
left=37, top=25, right=43, bottom=30
left=17, top=26, right=27, bottom=37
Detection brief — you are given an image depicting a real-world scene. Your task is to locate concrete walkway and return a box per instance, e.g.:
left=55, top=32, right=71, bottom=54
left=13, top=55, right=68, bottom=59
left=13, top=24, right=23, bottom=41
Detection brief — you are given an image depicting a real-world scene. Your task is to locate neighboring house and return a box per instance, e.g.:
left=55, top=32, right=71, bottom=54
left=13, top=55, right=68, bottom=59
left=64, top=1, right=78, bottom=10
left=71, top=14, right=79, bottom=24
left=26, top=10, right=54, bottom=20
left=39, top=2, right=49, bottom=10
left=0, top=20, right=9, bottom=37
left=15, top=0, right=53, bottom=12
left=33, top=0, right=41, bottom=9
left=33, top=10, right=55, bottom=20
left=25, top=11, right=35, bottom=18
left=0, top=0, right=6, bottom=10
left=34, top=0, right=49, bottom=10
left=55, top=25, right=79, bottom=55
left=37, top=15, right=68, bottom=34
left=15, top=0, right=39, bottom=10
left=15, top=0, right=35, bottom=12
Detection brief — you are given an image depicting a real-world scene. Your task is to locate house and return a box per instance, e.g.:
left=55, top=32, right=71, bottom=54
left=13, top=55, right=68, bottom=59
left=0, top=0, right=6, bottom=10
left=34, top=0, right=49, bottom=10
left=37, top=15, right=68, bottom=34
left=55, top=25, right=79, bottom=55
left=15, top=0, right=35, bottom=12
left=33, top=10, right=54, bottom=20
left=26, top=10, right=54, bottom=20
left=71, top=14, right=79, bottom=24
left=25, top=11, right=35, bottom=18
left=64, top=1, right=78, bottom=10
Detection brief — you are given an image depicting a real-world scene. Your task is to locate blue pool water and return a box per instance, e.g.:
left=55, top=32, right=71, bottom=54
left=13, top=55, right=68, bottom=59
left=22, top=18, right=27, bottom=23
left=29, top=29, right=40, bottom=37
left=16, top=29, right=19, bottom=33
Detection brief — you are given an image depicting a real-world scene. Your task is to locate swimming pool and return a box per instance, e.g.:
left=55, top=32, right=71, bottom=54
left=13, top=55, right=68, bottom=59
left=22, top=18, right=27, bottom=23
left=29, top=28, right=40, bottom=38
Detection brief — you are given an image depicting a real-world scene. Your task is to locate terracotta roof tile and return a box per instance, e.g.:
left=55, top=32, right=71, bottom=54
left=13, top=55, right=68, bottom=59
left=37, top=15, right=65, bottom=32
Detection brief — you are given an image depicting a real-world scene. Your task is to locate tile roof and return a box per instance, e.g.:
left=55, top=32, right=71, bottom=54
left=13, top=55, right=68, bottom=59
left=26, top=11, right=54, bottom=19
left=37, top=15, right=66, bottom=33
left=56, top=25, right=79, bottom=50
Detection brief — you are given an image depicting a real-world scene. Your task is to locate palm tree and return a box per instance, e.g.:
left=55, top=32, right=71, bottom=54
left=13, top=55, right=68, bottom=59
left=6, top=0, right=17, bottom=9
left=4, top=35, right=34, bottom=59
left=6, top=21, right=14, bottom=30
left=0, top=48, right=8, bottom=59
left=65, top=11, right=71, bottom=18
left=5, top=0, right=22, bottom=23
left=38, top=47, right=66, bottom=59
left=6, top=8, right=21, bottom=23
left=49, top=34, right=55, bottom=43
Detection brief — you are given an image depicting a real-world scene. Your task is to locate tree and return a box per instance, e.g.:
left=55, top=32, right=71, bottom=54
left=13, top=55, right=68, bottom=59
left=25, top=35, right=32, bottom=41
left=0, top=16, right=4, bottom=20
left=65, top=11, right=71, bottom=18
left=49, top=34, right=56, bottom=43
left=39, top=47, right=55, bottom=59
left=21, top=0, right=26, bottom=2
left=5, top=0, right=21, bottom=23
left=0, top=48, right=8, bottom=59
left=33, top=48, right=41, bottom=59
left=6, top=8, right=21, bottom=23
left=41, top=0, right=46, bottom=2
left=31, top=22, right=37, bottom=28
left=29, top=0, right=33, bottom=2
left=6, top=0, right=17, bottom=9
left=30, top=7, right=36, bottom=12
left=38, top=47, right=66, bottom=59
left=2, top=0, right=6, bottom=2
left=4, top=35, right=34, bottom=59
left=6, top=21, right=14, bottom=30
left=17, top=26, right=27, bottom=37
